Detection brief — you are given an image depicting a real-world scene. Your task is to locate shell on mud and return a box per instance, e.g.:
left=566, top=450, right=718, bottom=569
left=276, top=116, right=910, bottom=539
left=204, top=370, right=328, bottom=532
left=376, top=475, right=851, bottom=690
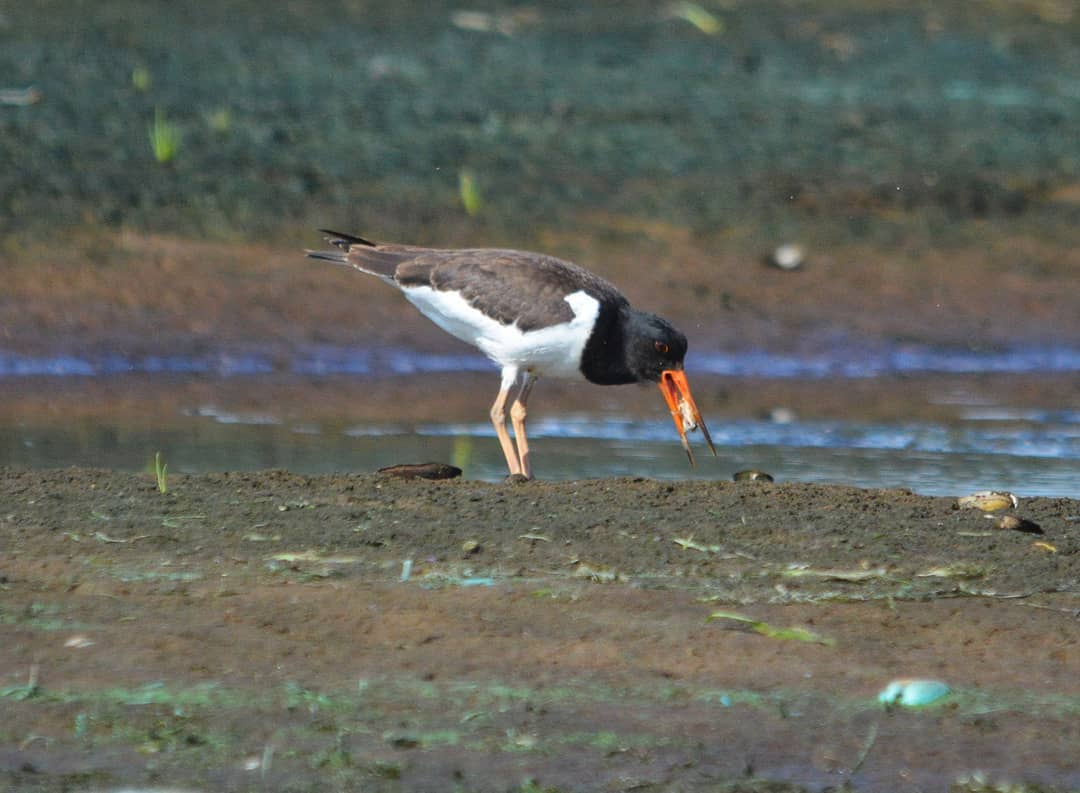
left=733, top=469, right=774, bottom=482
left=573, top=561, right=619, bottom=583
left=956, top=490, right=1018, bottom=512
left=377, top=462, right=462, bottom=480
left=877, top=679, right=950, bottom=707
left=768, top=407, right=796, bottom=425
left=993, top=515, right=1043, bottom=534
left=766, top=243, right=806, bottom=271
left=461, top=539, right=482, bottom=554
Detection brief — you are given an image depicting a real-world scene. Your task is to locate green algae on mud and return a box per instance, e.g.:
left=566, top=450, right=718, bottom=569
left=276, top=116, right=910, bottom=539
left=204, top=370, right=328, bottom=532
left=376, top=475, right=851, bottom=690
left=1, top=468, right=1078, bottom=791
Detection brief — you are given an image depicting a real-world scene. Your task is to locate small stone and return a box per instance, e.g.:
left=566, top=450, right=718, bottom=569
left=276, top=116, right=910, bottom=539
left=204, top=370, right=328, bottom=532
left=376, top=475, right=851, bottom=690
left=462, top=540, right=482, bottom=554
left=994, top=515, right=1043, bottom=534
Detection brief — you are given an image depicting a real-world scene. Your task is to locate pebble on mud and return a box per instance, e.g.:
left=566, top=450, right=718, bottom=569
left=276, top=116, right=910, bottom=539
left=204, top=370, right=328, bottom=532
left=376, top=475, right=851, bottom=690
left=993, top=515, right=1043, bottom=534
left=462, top=539, right=482, bottom=554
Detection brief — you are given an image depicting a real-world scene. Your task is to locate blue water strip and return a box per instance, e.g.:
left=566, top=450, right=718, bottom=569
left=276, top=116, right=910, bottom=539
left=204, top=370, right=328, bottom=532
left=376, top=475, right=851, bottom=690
left=1, top=343, right=1078, bottom=379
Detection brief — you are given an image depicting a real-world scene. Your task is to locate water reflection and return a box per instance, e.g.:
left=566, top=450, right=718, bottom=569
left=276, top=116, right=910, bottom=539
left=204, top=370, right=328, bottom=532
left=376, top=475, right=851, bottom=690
left=3, top=412, right=1076, bottom=497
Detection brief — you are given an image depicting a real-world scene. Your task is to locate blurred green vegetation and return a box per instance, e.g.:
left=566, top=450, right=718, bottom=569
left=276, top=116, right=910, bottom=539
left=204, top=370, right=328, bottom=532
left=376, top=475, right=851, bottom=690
left=1, top=0, right=1078, bottom=245
left=148, top=108, right=181, bottom=164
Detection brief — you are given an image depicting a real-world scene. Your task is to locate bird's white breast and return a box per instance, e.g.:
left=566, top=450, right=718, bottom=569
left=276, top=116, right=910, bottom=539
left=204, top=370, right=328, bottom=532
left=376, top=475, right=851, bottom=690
left=401, top=286, right=600, bottom=379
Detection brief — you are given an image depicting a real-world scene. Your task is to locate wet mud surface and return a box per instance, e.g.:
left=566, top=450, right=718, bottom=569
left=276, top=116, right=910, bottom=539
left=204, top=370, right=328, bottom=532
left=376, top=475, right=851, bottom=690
left=2, top=468, right=1078, bottom=792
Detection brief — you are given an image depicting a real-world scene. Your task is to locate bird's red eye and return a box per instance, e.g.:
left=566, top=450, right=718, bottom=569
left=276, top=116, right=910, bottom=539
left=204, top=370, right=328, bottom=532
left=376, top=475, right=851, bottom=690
left=655, top=341, right=669, bottom=355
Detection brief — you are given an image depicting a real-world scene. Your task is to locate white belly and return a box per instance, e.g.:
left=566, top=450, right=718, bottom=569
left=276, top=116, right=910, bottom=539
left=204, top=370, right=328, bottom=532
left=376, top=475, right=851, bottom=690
left=401, top=286, right=599, bottom=379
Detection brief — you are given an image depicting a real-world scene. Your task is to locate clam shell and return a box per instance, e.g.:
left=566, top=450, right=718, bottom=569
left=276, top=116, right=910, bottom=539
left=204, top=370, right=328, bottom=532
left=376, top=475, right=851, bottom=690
left=678, top=398, right=698, bottom=432
left=733, top=469, right=774, bottom=482
left=877, top=679, right=950, bottom=707
left=768, top=243, right=805, bottom=270
left=956, top=490, right=1018, bottom=512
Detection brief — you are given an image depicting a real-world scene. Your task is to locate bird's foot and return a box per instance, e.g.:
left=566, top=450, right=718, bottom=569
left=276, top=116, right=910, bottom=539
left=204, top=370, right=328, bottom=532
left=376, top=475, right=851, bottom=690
left=504, top=473, right=532, bottom=484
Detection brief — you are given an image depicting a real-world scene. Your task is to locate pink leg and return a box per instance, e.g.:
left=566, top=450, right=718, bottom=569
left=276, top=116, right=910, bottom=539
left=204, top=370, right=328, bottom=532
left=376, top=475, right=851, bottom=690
left=490, top=368, right=522, bottom=477
left=509, top=373, right=538, bottom=479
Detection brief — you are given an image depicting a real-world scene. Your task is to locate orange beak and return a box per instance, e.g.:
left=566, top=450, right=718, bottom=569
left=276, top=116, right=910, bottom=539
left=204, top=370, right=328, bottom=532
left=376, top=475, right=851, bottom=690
left=659, top=369, right=717, bottom=467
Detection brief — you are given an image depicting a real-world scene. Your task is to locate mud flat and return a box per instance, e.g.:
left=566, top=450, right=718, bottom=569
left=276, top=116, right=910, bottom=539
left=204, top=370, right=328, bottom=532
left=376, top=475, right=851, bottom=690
left=2, top=468, right=1077, bottom=792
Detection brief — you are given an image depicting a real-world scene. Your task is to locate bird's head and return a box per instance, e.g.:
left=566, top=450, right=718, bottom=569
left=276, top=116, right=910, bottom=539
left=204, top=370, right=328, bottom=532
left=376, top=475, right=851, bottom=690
left=626, top=313, right=716, bottom=467
left=625, top=313, right=688, bottom=382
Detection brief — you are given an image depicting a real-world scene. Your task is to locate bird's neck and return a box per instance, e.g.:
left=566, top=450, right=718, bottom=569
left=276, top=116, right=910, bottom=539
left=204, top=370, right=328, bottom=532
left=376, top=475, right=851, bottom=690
left=580, top=302, right=638, bottom=385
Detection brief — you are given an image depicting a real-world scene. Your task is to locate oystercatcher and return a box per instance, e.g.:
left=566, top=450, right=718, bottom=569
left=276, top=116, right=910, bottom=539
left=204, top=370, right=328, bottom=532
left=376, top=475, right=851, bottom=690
left=307, top=230, right=715, bottom=479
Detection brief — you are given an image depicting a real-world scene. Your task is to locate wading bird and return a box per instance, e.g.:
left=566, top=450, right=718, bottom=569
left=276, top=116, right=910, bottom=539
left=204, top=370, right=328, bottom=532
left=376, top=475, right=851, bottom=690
left=308, top=231, right=715, bottom=479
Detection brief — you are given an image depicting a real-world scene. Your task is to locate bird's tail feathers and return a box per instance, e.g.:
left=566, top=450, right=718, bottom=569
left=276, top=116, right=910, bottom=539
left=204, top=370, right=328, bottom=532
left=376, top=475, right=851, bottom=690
left=305, top=249, right=349, bottom=264
left=306, top=229, right=410, bottom=281
left=318, top=229, right=377, bottom=250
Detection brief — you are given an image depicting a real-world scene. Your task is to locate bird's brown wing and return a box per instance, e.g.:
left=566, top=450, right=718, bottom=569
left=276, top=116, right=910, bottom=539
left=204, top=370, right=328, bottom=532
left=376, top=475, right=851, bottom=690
left=311, top=231, right=626, bottom=331
left=403, top=249, right=625, bottom=332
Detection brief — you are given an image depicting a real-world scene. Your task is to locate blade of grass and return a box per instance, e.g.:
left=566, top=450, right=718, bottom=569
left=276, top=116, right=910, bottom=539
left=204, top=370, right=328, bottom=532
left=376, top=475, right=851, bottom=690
left=149, top=109, right=181, bottom=164
left=708, top=610, right=834, bottom=645
left=154, top=451, right=168, bottom=493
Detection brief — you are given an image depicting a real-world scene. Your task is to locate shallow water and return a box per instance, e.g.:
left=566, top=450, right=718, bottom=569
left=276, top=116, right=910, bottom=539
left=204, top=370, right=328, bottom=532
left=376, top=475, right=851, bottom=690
left=2, top=343, right=1077, bottom=497
left=3, top=395, right=1077, bottom=497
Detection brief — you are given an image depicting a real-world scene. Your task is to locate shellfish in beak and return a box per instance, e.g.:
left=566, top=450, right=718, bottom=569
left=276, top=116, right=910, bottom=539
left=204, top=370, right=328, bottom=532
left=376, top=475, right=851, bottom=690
left=659, top=369, right=716, bottom=466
